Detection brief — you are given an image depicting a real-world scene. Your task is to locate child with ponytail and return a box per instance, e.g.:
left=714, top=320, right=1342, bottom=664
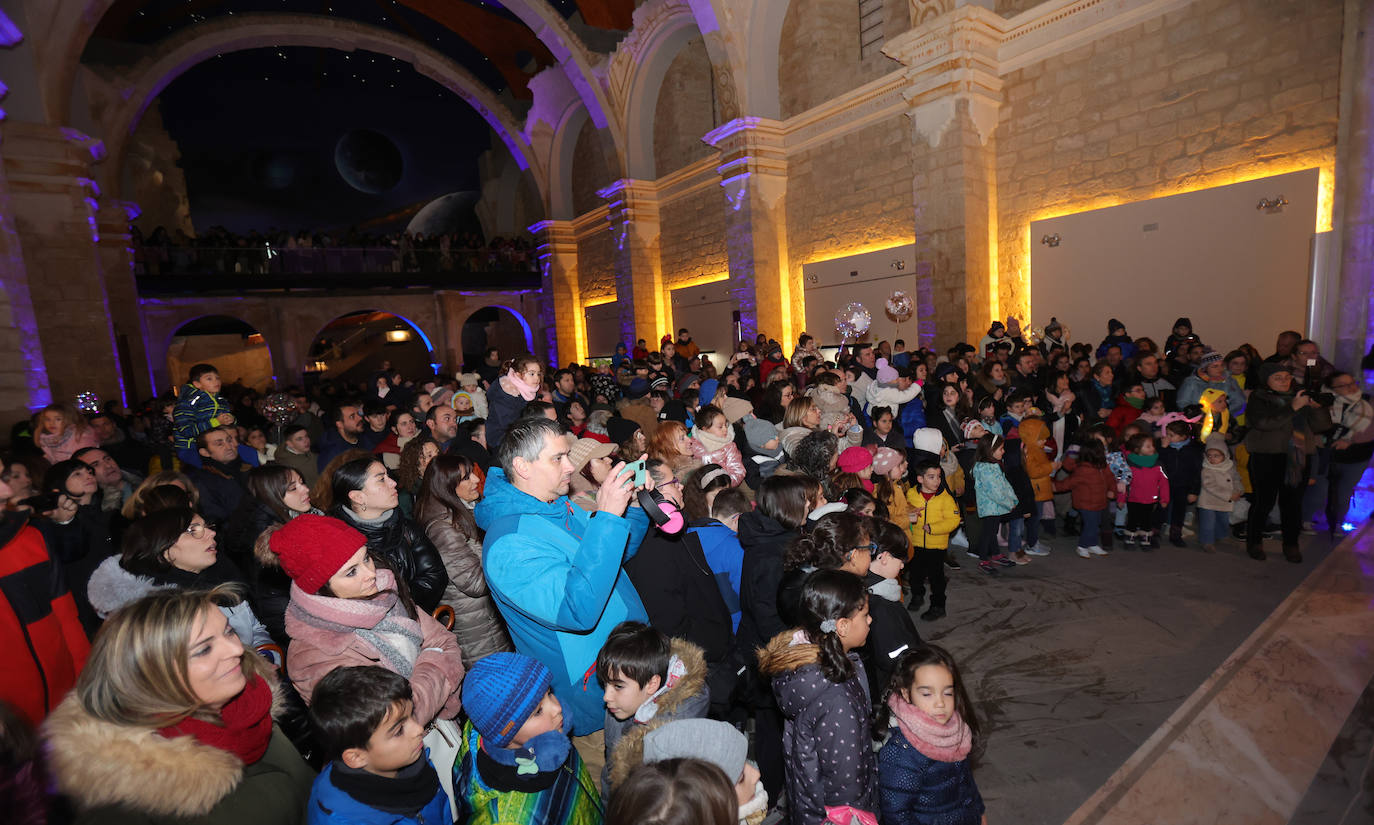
left=873, top=645, right=985, bottom=825
left=758, top=569, right=877, bottom=824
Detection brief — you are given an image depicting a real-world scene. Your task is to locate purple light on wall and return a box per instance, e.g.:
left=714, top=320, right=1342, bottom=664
left=0, top=10, right=22, bottom=47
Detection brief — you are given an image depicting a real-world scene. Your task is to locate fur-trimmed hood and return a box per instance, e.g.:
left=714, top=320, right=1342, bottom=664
left=757, top=628, right=820, bottom=676
left=605, top=638, right=709, bottom=789
left=86, top=554, right=171, bottom=619
left=42, top=668, right=288, bottom=819
left=758, top=629, right=864, bottom=719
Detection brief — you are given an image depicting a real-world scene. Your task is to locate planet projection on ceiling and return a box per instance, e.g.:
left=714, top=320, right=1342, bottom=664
left=334, top=129, right=403, bottom=194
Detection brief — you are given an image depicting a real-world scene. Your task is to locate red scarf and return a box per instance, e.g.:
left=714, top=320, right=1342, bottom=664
left=157, top=673, right=273, bottom=764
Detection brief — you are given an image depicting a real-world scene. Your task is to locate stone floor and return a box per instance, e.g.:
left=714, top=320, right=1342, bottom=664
left=916, top=522, right=1373, bottom=825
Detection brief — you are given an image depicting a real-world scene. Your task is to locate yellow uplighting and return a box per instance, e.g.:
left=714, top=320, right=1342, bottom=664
left=581, top=295, right=617, bottom=308
left=1316, top=166, right=1334, bottom=233
left=800, top=239, right=916, bottom=266
left=671, top=272, right=730, bottom=290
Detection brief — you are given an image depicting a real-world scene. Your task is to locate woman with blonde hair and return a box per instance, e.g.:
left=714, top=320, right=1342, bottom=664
left=43, top=587, right=314, bottom=825
left=33, top=403, right=100, bottom=464
left=783, top=397, right=822, bottom=431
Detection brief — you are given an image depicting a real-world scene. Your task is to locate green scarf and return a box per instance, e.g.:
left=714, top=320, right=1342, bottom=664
left=1127, top=452, right=1158, bottom=468
left=1125, top=395, right=1144, bottom=410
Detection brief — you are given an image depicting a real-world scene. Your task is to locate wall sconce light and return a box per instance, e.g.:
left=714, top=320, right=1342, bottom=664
left=1041, top=233, right=1061, bottom=247
left=890, top=259, right=905, bottom=271
left=386, top=329, right=411, bottom=342
left=1256, top=196, right=1288, bottom=213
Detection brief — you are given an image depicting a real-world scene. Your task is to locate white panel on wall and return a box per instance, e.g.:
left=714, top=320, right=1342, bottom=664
left=670, top=280, right=737, bottom=369
left=1030, top=169, right=1318, bottom=355
left=584, top=302, right=621, bottom=360
left=802, top=244, right=918, bottom=349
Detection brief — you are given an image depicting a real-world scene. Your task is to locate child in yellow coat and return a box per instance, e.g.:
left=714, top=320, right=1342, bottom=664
left=906, top=459, right=962, bottom=621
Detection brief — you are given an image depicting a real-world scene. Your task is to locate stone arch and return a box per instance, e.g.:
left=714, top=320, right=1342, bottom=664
left=160, top=311, right=276, bottom=392
left=608, top=0, right=709, bottom=180
left=94, top=14, right=544, bottom=206
left=307, top=309, right=439, bottom=382
left=47, top=0, right=621, bottom=173
left=458, top=305, right=535, bottom=368
left=549, top=102, right=591, bottom=219
left=650, top=36, right=718, bottom=177
left=569, top=117, right=617, bottom=217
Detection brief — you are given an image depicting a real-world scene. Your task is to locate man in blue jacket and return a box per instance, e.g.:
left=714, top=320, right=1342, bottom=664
left=475, top=417, right=648, bottom=780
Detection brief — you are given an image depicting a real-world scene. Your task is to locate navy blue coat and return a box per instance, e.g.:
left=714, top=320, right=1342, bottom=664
left=879, top=730, right=985, bottom=825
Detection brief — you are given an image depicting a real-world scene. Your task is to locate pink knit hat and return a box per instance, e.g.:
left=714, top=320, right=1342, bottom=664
left=837, top=445, right=875, bottom=474
left=872, top=447, right=904, bottom=476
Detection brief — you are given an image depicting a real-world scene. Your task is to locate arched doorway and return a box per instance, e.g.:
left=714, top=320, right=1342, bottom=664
left=167, top=315, right=273, bottom=391
left=307, top=311, right=434, bottom=386
left=460, top=306, right=533, bottom=370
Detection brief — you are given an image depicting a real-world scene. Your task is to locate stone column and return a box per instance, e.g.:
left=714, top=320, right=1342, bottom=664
left=96, top=200, right=150, bottom=401
left=1334, top=0, right=1374, bottom=377
left=530, top=219, right=581, bottom=365
left=704, top=118, right=794, bottom=347
left=2, top=121, right=128, bottom=406
left=597, top=179, right=664, bottom=349
left=885, top=7, right=1004, bottom=346
left=0, top=125, right=52, bottom=424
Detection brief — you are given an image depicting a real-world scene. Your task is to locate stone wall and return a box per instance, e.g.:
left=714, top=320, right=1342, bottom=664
left=784, top=113, right=915, bottom=272
left=652, top=36, right=717, bottom=177
left=124, top=102, right=194, bottom=237
left=777, top=0, right=905, bottom=119
left=994, top=0, right=1343, bottom=320
left=576, top=218, right=617, bottom=300
left=570, top=119, right=616, bottom=216
left=659, top=182, right=728, bottom=289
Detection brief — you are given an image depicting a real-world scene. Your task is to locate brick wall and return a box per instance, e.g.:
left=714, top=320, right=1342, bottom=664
left=778, top=0, right=906, bottom=119
left=652, top=36, right=718, bottom=177
left=785, top=113, right=915, bottom=269
left=570, top=119, right=616, bottom=217
left=660, top=183, right=728, bottom=289
left=994, top=0, right=1342, bottom=320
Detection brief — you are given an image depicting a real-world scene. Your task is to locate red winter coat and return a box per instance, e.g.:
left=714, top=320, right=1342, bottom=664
left=1106, top=399, right=1143, bottom=437
left=1053, top=463, right=1115, bottom=512
left=0, top=513, right=90, bottom=725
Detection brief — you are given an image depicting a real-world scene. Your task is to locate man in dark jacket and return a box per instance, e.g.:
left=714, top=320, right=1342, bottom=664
left=316, top=400, right=366, bottom=471
left=186, top=427, right=251, bottom=525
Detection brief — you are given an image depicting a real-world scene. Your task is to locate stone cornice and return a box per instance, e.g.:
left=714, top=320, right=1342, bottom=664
left=998, top=0, right=1195, bottom=74
left=654, top=155, right=720, bottom=205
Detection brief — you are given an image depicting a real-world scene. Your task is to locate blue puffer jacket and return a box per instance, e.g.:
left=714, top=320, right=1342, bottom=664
left=972, top=462, right=1017, bottom=517
left=686, top=519, right=744, bottom=632
left=899, top=396, right=927, bottom=449
left=475, top=468, right=649, bottom=734
left=308, top=759, right=450, bottom=825
left=878, top=731, right=984, bottom=825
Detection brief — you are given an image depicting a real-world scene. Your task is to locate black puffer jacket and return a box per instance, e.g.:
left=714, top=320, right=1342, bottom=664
left=736, top=510, right=798, bottom=661
left=331, top=505, right=449, bottom=612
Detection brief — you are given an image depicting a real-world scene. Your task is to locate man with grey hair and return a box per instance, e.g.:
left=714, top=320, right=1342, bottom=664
left=474, top=416, right=650, bottom=779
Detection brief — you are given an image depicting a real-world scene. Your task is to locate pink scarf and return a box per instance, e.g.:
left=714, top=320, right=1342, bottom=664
left=286, top=569, right=423, bottom=677
left=505, top=369, right=539, bottom=402
left=888, top=692, right=972, bottom=762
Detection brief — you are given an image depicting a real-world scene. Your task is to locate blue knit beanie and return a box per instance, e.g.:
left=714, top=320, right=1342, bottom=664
left=462, top=652, right=552, bottom=747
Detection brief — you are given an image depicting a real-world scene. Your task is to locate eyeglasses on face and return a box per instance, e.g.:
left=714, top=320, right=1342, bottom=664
left=185, top=522, right=210, bottom=538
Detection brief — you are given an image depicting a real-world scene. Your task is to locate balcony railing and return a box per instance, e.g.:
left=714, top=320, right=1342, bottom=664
left=134, top=245, right=541, bottom=294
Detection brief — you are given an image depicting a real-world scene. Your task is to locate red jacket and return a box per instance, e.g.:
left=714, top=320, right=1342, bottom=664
left=0, top=513, right=90, bottom=725
left=1106, top=399, right=1143, bottom=437
left=1053, top=463, right=1115, bottom=512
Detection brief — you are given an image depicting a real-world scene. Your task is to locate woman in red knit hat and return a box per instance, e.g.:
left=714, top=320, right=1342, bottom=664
left=269, top=514, right=464, bottom=728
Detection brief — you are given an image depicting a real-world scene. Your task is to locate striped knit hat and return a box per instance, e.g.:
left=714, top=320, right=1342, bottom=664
left=462, top=652, right=552, bottom=747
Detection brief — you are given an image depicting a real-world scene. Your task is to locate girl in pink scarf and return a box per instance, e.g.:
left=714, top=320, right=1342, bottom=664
left=874, top=645, right=986, bottom=825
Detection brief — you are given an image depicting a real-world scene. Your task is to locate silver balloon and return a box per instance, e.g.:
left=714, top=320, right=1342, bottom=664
left=834, top=302, right=872, bottom=341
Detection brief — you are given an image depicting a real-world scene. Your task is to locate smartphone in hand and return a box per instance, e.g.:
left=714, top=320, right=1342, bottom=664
left=618, top=459, right=647, bottom=487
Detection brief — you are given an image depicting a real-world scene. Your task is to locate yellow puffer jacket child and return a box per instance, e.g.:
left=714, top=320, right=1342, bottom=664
left=906, top=487, right=961, bottom=551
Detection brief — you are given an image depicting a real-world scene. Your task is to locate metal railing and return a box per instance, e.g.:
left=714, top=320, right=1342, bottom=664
left=135, top=245, right=537, bottom=276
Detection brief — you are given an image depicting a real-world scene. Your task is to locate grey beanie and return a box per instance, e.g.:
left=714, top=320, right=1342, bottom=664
left=743, top=416, right=780, bottom=451
left=642, top=719, right=748, bottom=783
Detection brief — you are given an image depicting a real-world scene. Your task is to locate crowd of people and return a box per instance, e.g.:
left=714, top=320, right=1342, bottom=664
left=132, top=225, right=538, bottom=276
left=3, top=315, right=1372, bottom=825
